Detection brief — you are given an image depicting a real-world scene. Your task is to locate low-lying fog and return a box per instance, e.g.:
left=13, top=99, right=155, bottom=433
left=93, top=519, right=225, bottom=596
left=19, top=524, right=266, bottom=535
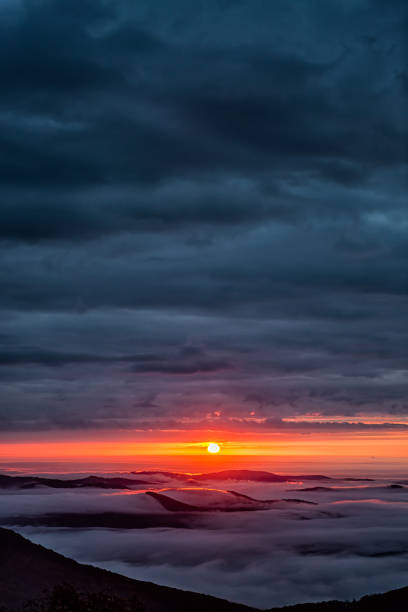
left=1, top=469, right=408, bottom=609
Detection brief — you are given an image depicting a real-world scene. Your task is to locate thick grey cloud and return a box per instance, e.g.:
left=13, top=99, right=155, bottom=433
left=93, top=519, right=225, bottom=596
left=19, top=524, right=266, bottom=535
left=0, top=0, right=407, bottom=433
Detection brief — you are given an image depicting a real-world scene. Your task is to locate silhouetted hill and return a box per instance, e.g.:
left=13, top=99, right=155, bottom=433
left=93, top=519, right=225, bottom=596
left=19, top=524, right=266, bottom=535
left=268, top=584, right=408, bottom=611
left=0, top=528, right=257, bottom=612
left=1, top=470, right=331, bottom=490
left=132, top=469, right=331, bottom=482
left=0, top=474, right=149, bottom=490
left=292, top=486, right=334, bottom=492
left=197, top=470, right=331, bottom=482
left=145, top=490, right=316, bottom=512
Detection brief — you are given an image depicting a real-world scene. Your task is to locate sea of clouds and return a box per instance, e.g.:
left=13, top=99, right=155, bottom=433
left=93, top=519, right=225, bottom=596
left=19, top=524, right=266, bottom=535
left=1, top=471, right=408, bottom=608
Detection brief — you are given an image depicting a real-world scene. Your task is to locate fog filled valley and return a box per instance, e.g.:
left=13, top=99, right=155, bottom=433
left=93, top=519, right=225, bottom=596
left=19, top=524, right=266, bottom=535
left=1, top=463, right=408, bottom=609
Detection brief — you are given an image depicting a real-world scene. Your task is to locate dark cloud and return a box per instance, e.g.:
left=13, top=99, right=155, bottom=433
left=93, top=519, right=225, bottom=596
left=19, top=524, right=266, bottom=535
left=0, top=0, right=407, bottom=433
left=0, top=346, right=230, bottom=373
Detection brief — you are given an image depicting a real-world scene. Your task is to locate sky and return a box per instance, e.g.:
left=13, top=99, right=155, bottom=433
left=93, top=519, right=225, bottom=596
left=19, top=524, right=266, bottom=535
left=0, top=0, right=407, bottom=462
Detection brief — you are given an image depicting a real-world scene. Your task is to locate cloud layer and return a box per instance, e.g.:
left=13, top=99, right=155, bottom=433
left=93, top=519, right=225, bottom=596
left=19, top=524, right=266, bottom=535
left=4, top=472, right=408, bottom=608
left=0, top=0, right=407, bottom=435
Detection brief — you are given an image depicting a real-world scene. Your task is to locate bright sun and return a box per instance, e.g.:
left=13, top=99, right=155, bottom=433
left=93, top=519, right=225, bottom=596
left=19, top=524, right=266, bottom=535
left=207, top=442, right=220, bottom=454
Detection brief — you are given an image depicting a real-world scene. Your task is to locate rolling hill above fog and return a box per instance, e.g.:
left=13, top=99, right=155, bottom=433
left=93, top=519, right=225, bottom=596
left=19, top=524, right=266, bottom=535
left=0, top=487, right=316, bottom=530
left=132, top=470, right=332, bottom=482
left=0, top=474, right=150, bottom=490
left=131, top=469, right=332, bottom=483
left=144, top=489, right=316, bottom=512
left=0, top=470, right=332, bottom=491
left=1, top=528, right=408, bottom=611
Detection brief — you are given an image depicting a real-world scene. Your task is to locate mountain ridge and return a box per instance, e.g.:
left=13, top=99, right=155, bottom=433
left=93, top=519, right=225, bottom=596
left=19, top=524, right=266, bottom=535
left=0, top=527, right=256, bottom=612
left=0, top=474, right=150, bottom=490
left=131, top=469, right=331, bottom=483
left=0, top=470, right=331, bottom=491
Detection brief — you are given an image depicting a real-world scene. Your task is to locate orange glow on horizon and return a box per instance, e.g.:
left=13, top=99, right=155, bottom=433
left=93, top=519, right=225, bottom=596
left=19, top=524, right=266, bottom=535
left=1, top=428, right=408, bottom=461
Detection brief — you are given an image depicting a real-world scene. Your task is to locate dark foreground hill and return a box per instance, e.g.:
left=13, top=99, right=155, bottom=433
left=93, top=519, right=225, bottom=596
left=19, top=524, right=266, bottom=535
left=1, top=528, right=408, bottom=611
left=268, top=584, right=408, bottom=611
left=0, top=528, right=256, bottom=612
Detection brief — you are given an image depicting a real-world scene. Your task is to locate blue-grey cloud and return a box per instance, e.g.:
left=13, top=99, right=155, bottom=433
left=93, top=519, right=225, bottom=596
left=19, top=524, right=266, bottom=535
left=0, top=0, right=407, bottom=433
